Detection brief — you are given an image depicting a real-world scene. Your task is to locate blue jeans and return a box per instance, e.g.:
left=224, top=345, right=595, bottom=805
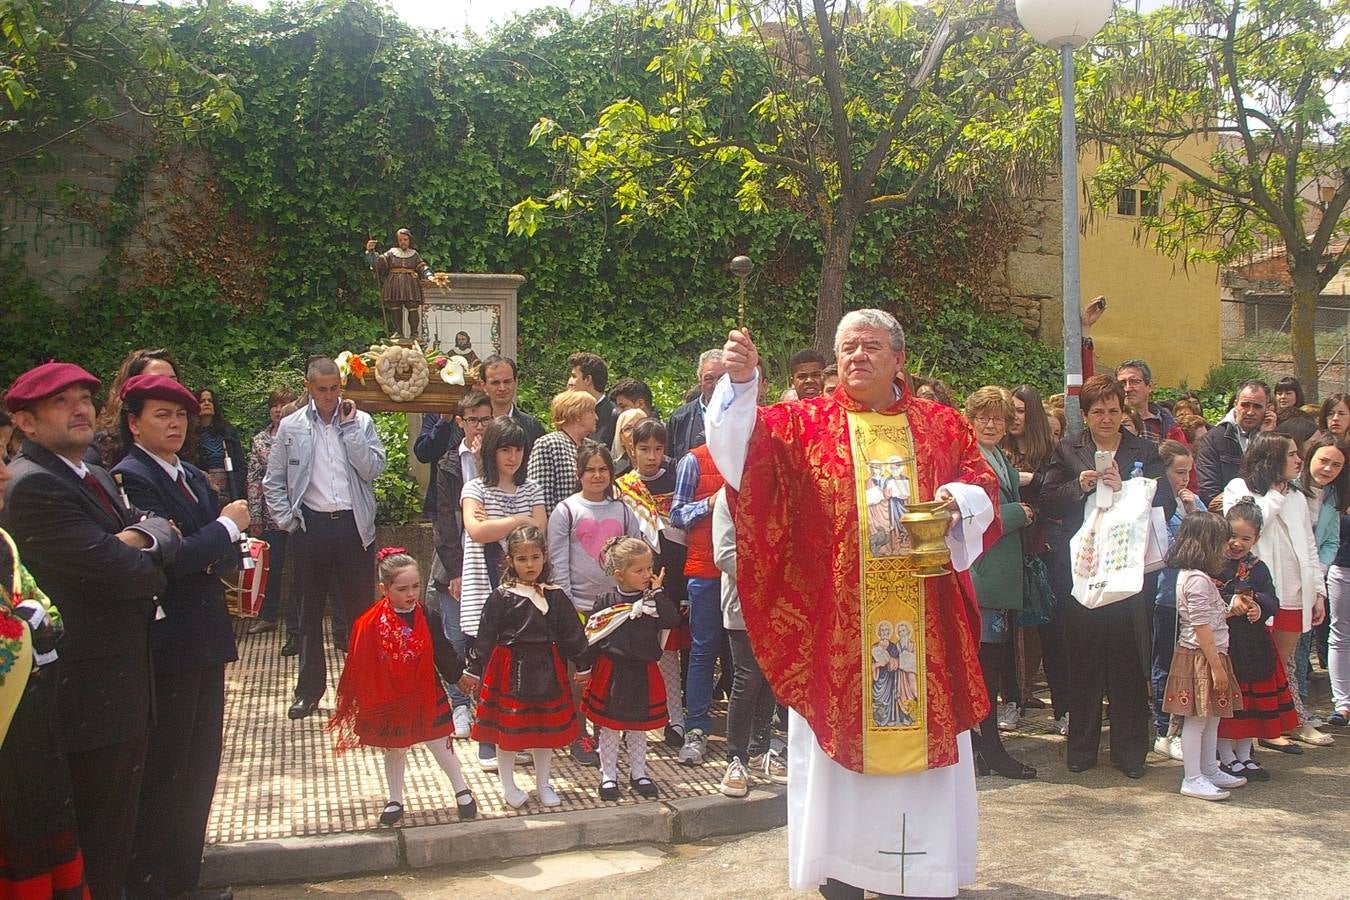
left=685, top=576, right=724, bottom=733
left=1151, top=602, right=1177, bottom=737
left=426, top=582, right=470, bottom=709
left=1295, top=630, right=1313, bottom=701
left=258, top=529, right=299, bottom=636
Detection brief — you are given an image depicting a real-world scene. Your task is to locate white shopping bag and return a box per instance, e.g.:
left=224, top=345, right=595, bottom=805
left=1143, top=507, right=1169, bottom=574
left=1069, top=476, right=1158, bottom=609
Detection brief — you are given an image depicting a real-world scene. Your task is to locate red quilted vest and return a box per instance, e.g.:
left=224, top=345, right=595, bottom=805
left=682, top=444, right=725, bottom=580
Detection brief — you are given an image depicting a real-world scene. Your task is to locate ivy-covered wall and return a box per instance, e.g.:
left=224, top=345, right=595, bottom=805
left=0, top=0, right=1061, bottom=439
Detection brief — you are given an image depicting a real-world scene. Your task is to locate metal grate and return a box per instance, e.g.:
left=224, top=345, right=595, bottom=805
left=208, top=619, right=733, bottom=845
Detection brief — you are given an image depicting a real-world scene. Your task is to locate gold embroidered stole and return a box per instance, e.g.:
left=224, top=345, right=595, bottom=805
left=849, top=409, right=928, bottom=775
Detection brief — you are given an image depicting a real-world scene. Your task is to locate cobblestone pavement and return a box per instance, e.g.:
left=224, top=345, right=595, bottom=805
left=209, top=619, right=734, bottom=845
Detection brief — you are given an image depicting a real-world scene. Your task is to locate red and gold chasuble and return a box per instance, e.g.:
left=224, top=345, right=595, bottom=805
left=733, top=381, right=998, bottom=774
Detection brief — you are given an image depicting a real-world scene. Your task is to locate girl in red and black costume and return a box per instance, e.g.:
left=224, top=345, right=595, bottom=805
left=329, top=548, right=477, bottom=827
left=459, top=525, right=591, bottom=810
left=583, top=537, right=682, bottom=801
left=1215, top=500, right=1300, bottom=782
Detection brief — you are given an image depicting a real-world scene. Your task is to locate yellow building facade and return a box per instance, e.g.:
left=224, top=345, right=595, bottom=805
left=1076, top=136, right=1223, bottom=388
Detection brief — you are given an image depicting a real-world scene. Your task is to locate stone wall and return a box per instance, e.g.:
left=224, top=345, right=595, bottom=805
left=981, top=178, right=1063, bottom=339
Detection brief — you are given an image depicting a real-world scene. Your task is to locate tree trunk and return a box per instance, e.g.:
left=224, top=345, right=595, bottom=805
left=1289, top=263, right=1321, bottom=403
left=814, top=217, right=857, bottom=352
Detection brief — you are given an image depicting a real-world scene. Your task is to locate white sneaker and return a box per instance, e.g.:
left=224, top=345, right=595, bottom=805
left=537, top=783, right=561, bottom=807
left=1205, top=768, right=1247, bottom=789
left=1153, top=735, right=1184, bottom=761
left=452, top=705, right=472, bottom=739
left=997, top=702, right=1020, bottom=732
left=1056, top=715, right=1069, bottom=736
left=719, top=758, right=750, bottom=798
left=1179, top=775, right=1229, bottom=801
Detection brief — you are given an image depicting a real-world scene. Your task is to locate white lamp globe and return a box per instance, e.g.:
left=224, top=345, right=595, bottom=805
left=1015, top=0, right=1115, bottom=49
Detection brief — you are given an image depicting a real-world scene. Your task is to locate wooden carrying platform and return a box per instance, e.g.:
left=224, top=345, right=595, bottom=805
left=339, top=378, right=466, bottom=414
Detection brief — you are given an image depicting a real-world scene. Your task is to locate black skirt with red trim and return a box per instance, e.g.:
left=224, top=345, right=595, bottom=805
left=1219, top=633, right=1300, bottom=740
left=470, top=644, right=578, bottom=751
left=0, top=675, right=88, bottom=900
left=583, top=655, right=668, bottom=732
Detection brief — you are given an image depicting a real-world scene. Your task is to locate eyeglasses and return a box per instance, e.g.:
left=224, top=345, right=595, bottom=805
left=973, top=416, right=1006, bottom=426
left=461, top=416, right=493, bottom=426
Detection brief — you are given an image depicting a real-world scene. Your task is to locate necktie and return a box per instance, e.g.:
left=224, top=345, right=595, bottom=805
left=176, top=471, right=197, bottom=504
left=82, top=472, right=120, bottom=521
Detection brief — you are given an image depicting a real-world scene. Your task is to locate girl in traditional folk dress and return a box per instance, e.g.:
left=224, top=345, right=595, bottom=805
left=1215, top=500, right=1300, bottom=782
left=329, top=549, right=477, bottom=827
left=461, top=526, right=591, bottom=809
left=1162, top=513, right=1247, bottom=801
left=582, top=537, right=682, bottom=800
left=614, top=417, right=690, bottom=747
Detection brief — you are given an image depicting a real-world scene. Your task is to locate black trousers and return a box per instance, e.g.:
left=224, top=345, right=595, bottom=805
left=1062, top=590, right=1152, bottom=770
left=126, top=664, right=226, bottom=898
left=66, top=734, right=149, bottom=899
left=726, top=629, right=775, bottom=764
left=293, top=508, right=374, bottom=703
left=258, top=528, right=299, bottom=636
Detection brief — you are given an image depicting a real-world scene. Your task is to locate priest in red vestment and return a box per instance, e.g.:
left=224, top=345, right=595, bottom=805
left=706, top=309, right=1000, bottom=899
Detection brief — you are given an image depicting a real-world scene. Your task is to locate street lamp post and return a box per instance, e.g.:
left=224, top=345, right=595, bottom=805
left=1015, top=0, right=1114, bottom=436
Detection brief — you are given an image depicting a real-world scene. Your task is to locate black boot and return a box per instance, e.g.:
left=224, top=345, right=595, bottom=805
left=978, top=642, right=1036, bottom=779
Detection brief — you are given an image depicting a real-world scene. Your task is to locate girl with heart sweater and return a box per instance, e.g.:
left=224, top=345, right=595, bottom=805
left=547, top=443, right=645, bottom=615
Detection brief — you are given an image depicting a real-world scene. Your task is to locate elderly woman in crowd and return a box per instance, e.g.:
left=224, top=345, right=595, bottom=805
left=965, top=386, right=1036, bottom=779
left=526, top=390, right=600, bottom=516
left=611, top=406, right=648, bottom=478
left=1041, top=375, right=1173, bottom=778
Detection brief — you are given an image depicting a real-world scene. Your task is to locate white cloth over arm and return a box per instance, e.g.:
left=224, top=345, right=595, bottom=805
left=938, top=481, right=993, bottom=573
left=705, top=372, right=760, bottom=491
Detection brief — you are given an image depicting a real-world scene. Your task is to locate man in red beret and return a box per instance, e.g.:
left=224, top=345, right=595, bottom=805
left=0, top=361, right=181, bottom=900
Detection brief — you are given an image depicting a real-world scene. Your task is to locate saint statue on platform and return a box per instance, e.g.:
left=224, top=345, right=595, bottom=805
left=364, top=229, right=431, bottom=338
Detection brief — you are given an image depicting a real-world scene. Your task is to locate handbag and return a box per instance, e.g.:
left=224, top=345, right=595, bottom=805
left=1018, top=554, right=1057, bottom=627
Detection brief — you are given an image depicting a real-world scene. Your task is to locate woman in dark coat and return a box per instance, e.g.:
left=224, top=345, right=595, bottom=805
left=111, top=374, right=252, bottom=899
left=1041, top=375, right=1175, bottom=779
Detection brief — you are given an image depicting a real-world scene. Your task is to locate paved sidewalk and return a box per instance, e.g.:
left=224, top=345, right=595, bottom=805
left=210, top=620, right=740, bottom=846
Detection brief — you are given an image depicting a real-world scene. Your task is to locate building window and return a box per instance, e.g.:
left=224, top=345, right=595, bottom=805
left=1117, top=188, right=1137, bottom=216
left=1117, top=187, right=1160, bottom=217
left=1140, top=190, right=1159, bottom=217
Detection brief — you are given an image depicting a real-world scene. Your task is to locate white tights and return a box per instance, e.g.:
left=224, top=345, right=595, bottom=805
left=497, top=748, right=554, bottom=804
left=383, top=741, right=471, bottom=806
left=1216, top=736, right=1254, bottom=765
left=659, top=650, right=684, bottom=729
left=1179, top=715, right=1220, bottom=781
left=597, top=727, right=650, bottom=782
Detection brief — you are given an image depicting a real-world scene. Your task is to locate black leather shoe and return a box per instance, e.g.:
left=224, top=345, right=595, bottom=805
left=1066, top=760, right=1096, bottom=773
left=1119, top=763, right=1146, bottom=779
left=280, top=635, right=300, bottom=656
left=288, top=697, right=317, bottom=720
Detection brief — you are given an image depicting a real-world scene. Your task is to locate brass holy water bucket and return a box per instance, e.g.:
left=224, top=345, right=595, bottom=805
left=900, top=500, right=953, bottom=578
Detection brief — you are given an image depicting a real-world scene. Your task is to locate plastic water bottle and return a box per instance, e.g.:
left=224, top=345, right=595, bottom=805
left=1131, top=461, right=1144, bottom=480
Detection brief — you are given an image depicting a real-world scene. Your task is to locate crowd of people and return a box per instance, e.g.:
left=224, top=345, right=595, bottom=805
left=2, top=322, right=1350, bottom=899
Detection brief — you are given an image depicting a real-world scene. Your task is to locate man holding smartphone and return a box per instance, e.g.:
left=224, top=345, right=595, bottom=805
left=264, top=356, right=387, bottom=719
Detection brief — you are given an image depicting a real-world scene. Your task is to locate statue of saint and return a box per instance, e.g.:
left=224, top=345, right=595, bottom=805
left=364, top=228, right=431, bottom=338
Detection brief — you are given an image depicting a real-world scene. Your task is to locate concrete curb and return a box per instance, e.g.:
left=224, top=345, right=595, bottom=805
left=202, top=787, right=786, bottom=887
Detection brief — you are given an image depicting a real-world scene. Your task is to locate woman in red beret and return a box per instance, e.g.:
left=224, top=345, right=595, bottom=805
left=111, top=375, right=251, bottom=900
